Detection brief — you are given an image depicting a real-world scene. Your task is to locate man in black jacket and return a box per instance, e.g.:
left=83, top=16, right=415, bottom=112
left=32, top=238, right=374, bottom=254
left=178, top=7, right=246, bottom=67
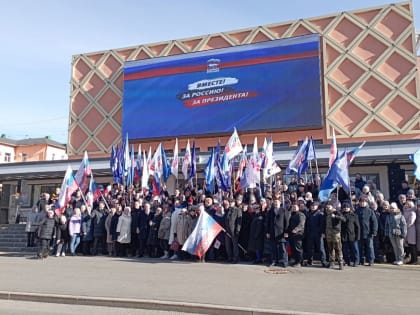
left=37, top=209, right=56, bottom=259
left=224, top=196, right=242, bottom=264
left=265, top=199, right=290, bottom=267
left=341, top=202, right=360, bottom=267
left=356, top=196, right=378, bottom=266
left=287, top=204, right=306, bottom=267
left=304, top=201, right=327, bottom=267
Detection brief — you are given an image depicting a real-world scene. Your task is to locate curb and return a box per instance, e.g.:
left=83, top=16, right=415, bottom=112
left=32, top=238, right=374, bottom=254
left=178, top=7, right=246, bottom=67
left=0, top=291, right=335, bottom=315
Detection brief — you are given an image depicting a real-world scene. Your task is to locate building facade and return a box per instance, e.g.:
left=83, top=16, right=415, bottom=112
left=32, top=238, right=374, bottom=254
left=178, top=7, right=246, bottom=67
left=0, top=2, right=419, bottom=224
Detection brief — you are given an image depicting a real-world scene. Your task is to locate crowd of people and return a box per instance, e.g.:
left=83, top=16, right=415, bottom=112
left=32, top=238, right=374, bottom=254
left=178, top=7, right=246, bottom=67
left=25, top=174, right=420, bottom=270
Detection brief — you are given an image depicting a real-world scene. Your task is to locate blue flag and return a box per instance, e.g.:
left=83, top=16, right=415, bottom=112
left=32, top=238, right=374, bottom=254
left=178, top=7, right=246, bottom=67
left=217, top=153, right=231, bottom=192
left=189, top=141, right=196, bottom=180
left=318, top=151, right=349, bottom=201
left=286, top=137, right=309, bottom=175
left=204, top=148, right=215, bottom=193
left=161, top=143, right=171, bottom=182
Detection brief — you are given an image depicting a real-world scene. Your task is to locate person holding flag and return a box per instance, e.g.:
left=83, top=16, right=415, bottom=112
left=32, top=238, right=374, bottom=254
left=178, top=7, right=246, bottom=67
left=182, top=203, right=224, bottom=261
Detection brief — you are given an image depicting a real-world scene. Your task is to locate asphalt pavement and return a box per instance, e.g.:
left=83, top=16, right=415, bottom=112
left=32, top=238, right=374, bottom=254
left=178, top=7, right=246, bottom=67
left=0, top=252, right=419, bottom=315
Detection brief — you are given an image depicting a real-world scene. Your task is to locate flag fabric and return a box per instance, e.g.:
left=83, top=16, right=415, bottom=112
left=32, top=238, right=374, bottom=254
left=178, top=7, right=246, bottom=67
left=104, top=184, right=112, bottom=197
left=217, top=153, right=231, bottom=192
left=161, top=143, right=171, bottom=182
left=214, top=139, right=222, bottom=189
left=204, top=148, right=216, bottom=193
left=236, top=145, right=248, bottom=181
left=319, top=151, right=349, bottom=201
left=224, top=128, right=242, bottom=160
left=134, top=144, right=142, bottom=183
left=182, top=140, right=191, bottom=180
left=329, top=129, right=337, bottom=167
left=190, top=141, right=196, bottom=180
left=260, top=137, right=268, bottom=169
left=122, top=134, right=130, bottom=177
left=182, top=209, right=224, bottom=259
left=56, top=165, right=75, bottom=215
left=409, top=148, right=420, bottom=180
left=263, top=137, right=276, bottom=179
left=151, top=143, right=163, bottom=180
left=126, top=144, right=135, bottom=187
left=244, top=137, right=261, bottom=188
left=112, top=145, right=123, bottom=184
left=347, top=141, right=366, bottom=164
left=307, top=136, right=317, bottom=161
left=74, top=151, right=91, bottom=192
left=286, top=138, right=309, bottom=175
left=141, top=150, right=149, bottom=190
left=86, top=173, right=102, bottom=207
left=171, top=139, right=179, bottom=178
left=147, top=146, right=153, bottom=174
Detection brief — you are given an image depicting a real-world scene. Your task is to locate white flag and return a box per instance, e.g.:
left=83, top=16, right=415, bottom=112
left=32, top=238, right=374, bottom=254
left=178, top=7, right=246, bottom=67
left=182, top=140, right=191, bottom=180
left=224, top=128, right=242, bottom=160
left=171, top=138, right=179, bottom=178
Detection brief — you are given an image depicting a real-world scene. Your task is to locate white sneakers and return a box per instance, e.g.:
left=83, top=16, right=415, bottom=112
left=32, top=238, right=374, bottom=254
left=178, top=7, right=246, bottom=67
left=169, top=254, right=178, bottom=260
left=393, top=261, right=403, bottom=265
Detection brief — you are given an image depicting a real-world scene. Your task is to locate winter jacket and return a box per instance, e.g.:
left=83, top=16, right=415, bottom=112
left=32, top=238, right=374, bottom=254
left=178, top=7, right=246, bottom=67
left=81, top=213, right=93, bottom=241
left=341, top=211, right=360, bottom=242
left=117, top=214, right=132, bottom=244
left=174, top=213, right=192, bottom=245
left=158, top=213, right=171, bottom=241
left=248, top=213, right=265, bottom=252
left=384, top=212, right=407, bottom=239
left=68, top=215, right=82, bottom=236
left=38, top=217, right=55, bottom=240
left=265, top=207, right=289, bottom=241
left=305, top=210, right=325, bottom=237
left=356, top=206, right=378, bottom=239
left=325, top=211, right=346, bottom=235
left=288, top=211, right=306, bottom=236
left=403, top=207, right=416, bottom=245
left=91, top=209, right=107, bottom=237
left=225, top=206, right=242, bottom=236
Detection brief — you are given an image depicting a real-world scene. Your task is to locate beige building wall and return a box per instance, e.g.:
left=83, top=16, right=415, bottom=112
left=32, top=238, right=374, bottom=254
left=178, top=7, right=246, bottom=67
left=69, top=2, right=420, bottom=157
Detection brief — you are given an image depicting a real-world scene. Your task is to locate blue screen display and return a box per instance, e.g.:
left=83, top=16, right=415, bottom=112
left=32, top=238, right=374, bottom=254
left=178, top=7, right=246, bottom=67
left=123, top=34, right=323, bottom=140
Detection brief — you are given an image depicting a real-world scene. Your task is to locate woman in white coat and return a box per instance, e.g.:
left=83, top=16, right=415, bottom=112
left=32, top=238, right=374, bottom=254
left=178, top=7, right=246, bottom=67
left=116, top=207, right=132, bottom=257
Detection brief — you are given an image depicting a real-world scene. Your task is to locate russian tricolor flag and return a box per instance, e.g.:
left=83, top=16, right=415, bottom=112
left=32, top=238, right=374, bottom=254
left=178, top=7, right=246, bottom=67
left=182, top=209, right=224, bottom=259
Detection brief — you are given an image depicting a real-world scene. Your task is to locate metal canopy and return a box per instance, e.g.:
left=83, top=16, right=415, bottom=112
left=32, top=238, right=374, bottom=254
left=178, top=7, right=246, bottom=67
left=0, top=140, right=417, bottom=181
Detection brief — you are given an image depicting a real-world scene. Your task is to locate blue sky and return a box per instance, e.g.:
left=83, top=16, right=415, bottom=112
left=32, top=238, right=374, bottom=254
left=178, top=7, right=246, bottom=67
left=0, top=0, right=418, bottom=144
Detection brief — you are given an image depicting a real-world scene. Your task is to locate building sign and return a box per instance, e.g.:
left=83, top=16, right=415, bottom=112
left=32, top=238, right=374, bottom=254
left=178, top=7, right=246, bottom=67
left=123, top=34, right=323, bottom=140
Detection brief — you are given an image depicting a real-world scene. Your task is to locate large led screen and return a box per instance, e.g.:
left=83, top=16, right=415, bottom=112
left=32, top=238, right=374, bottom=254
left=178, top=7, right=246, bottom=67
left=123, top=34, right=323, bottom=140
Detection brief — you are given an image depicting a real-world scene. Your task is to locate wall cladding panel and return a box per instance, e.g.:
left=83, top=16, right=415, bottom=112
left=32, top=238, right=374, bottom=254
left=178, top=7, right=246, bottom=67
left=69, top=2, right=420, bottom=156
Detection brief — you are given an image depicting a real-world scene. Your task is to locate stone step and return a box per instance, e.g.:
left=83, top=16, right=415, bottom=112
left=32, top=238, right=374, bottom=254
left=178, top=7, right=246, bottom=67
left=0, top=233, right=27, bottom=239
left=0, top=241, right=28, bottom=247
left=0, top=246, right=37, bottom=252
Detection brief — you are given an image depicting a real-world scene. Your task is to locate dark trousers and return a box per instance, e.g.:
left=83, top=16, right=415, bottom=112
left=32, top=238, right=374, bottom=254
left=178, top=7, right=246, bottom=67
left=130, top=233, right=139, bottom=256
left=342, top=240, right=360, bottom=265
left=270, top=240, right=288, bottom=267
left=92, top=236, right=105, bottom=255
left=305, top=235, right=327, bottom=264
left=225, top=234, right=239, bottom=262
left=138, top=237, right=148, bottom=257
left=289, top=234, right=304, bottom=264
left=38, top=239, right=51, bottom=258
left=27, top=232, right=36, bottom=247
left=359, top=238, right=374, bottom=264
left=82, top=241, right=92, bottom=255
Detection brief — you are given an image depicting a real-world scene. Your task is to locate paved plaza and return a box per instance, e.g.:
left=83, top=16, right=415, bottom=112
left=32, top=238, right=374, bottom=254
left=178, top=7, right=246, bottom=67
left=0, top=252, right=419, bottom=315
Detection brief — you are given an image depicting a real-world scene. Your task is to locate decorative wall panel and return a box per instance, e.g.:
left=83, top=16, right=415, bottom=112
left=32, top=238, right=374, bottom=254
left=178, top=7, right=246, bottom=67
left=69, top=2, right=419, bottom=156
